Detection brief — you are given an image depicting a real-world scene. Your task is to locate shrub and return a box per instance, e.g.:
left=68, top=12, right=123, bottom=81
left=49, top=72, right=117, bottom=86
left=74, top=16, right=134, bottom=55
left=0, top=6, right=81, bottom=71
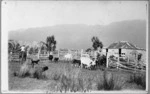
left=96, top=55, right=107, bottom=68
left=128, top=73, right=146, bottom=90
left=97, top=70, right=122, bottom=90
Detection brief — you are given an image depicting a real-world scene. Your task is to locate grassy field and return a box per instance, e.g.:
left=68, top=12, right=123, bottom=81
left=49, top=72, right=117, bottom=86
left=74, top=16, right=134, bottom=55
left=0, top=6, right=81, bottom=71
left=9, top=59, right=146, bottom=92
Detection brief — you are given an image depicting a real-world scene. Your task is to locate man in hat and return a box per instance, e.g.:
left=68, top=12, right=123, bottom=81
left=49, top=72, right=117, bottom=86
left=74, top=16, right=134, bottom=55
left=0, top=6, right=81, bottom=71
left=20, top=45, right=26, bottom=62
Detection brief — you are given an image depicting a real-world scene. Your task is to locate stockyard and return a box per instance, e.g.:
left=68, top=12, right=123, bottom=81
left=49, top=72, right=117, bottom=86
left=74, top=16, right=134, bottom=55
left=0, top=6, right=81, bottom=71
left=8, top=40, right=146, bottom=93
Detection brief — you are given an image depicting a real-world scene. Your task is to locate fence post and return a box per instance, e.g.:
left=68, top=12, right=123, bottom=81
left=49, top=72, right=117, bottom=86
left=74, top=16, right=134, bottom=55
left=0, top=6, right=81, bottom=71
left=117, top=54, right=119, bottom=69
left=37, top=47, right=40, bottom=59
left=58, top=49, right=59, bottom=58
left=106, top=53, right=109, bottom=68
left=128, top=55, right=129, bottom=63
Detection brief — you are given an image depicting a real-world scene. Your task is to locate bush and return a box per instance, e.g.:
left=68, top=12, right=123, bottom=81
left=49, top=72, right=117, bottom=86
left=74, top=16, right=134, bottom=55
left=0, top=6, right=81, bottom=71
left=128, top=73, right=146, bottom=90
left=97, top=71, right=122, bottom=90
left=96, top=55, right=107, bottom=68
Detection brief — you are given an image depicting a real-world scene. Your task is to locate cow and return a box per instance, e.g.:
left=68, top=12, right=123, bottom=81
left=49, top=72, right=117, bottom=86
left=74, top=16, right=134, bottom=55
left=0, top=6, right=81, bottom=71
left=49, top=55, right=53, bottom=61
left=80, top=57, right=96, bottom=69
left=72, top=59, right=81, bottom=67
left=64, top=53, right=73, bottom=61
left=31, top=59, right=40, bottom=68
left=54, top=57, right=59, bottom=62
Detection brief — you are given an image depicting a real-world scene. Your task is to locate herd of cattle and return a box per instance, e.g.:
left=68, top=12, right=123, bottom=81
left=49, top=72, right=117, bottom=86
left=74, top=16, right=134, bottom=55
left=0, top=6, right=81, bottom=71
left=10, top=51, right=106, bottom=70
left=46, top=53, right=106, bottom=70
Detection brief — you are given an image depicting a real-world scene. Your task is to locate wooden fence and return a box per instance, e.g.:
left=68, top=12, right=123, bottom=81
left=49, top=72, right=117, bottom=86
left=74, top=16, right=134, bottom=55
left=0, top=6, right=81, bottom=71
left=9, top=49, right=95, bottom=61
left=9, top=49, right=146, bottom=72
left=108, top=54, right=146, bottom=71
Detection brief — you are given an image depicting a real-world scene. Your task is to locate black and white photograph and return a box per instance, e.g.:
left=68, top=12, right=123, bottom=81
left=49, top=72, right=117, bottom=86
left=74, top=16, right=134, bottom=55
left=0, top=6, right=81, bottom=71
left=1, top=1, right=148, bottom=93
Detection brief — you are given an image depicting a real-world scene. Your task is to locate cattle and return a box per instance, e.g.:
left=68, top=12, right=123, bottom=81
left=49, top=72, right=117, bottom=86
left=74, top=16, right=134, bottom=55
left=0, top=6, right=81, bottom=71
left=49, top=55, right=53, bottom=61
left=54, top=57, right=59, bottom=62
left=64, top=53, right=73, bottom=61
left=31, top=59, right=40, bottom=68
left=80, top=57, right=96, bottom=69
left=72, top=59, right=81, bottom=67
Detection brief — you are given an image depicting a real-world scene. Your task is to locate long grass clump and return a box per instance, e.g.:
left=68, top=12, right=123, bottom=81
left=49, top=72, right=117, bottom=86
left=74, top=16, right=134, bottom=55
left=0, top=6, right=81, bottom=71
left=97, top=70, right=123, bottom=90
left=13, top=59, right=48, bottom=80
left=128, top=72, right=146, bottom=90
left=51, top=63, right=94, bottom=92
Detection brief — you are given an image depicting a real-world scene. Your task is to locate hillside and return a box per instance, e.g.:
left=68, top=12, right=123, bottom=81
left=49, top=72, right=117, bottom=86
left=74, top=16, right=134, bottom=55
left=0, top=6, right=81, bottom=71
left=9, top=20, right=146, bottom=49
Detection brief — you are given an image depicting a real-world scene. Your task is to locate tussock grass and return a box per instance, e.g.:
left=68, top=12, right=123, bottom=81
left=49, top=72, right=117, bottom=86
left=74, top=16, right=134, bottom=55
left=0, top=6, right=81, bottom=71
left=50, top=64, right=125, bottom=92
left=128, top=72, right=146, bottom=90
left=11, top=61, right=146, bottom=91
left=97, top=70, right=123, bottom=90
left=50, top=64, right=94, bottom=92
left=16, top=61, right=31, bottom=78
left=13, top=59, right=48, bottom=80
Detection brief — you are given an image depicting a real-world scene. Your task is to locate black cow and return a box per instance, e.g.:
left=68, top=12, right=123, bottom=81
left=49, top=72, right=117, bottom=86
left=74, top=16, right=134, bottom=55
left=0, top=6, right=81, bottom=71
left=31, top=59, right=40, bottom=68
left=72, top=59, right=81, bottom=67
left=42, top=66, right=49, bottom=71
left=48, top=55, right=53, bottom=61
left=54, top=57, right=59, bottom=62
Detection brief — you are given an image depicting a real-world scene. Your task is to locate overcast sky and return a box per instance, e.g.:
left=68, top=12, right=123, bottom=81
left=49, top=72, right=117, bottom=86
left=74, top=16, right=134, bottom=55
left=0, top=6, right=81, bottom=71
left=2, top=1, right=147, bottom=32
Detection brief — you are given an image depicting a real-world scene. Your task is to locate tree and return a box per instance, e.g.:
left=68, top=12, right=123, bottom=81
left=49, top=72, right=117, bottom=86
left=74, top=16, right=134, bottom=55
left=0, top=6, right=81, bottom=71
left=15, top=43, right=21, bottom=52
left=8, top=40, right=21, bottom=53
left=29, top=47, right=34, bottom=54
left=86, top=48, right=92, bottom=52
left=8, top=41, right=14, bottom=53
left=41, top=35, right=57, bottom=54
left=91, top=36, right=103, bottom=50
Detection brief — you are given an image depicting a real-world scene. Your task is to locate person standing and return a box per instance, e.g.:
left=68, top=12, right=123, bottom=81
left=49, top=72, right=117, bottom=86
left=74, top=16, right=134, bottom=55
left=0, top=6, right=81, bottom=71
left=20, top=45, right=26, bottom=62
left=21, top=45, right=25, bottom=52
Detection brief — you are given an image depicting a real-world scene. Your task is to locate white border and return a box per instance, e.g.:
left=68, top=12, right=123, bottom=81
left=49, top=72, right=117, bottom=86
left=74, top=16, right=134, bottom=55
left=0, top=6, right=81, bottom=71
left=146, top=2, right=149, bottom=92
left=1, top=1, right=9, bottom=93
left=1, top=1, right=149, bottom=93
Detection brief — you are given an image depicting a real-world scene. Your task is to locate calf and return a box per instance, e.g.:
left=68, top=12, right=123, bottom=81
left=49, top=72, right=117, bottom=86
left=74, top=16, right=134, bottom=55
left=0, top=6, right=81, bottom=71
left=42, top=66, right=49, bottom=71
left=72, top=59, right=81, bottom=67
left=31, top=59, right=40, bottom=68
left=49, top=55, right=53, bottom=61
left=54, top=57, right=59, bottom=62
left=64, top=53, right=73, bottom=61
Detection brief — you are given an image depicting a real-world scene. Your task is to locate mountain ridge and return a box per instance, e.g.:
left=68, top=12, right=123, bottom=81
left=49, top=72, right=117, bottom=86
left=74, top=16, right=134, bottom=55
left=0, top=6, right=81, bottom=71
left=9, top=20, right=146, bottom=49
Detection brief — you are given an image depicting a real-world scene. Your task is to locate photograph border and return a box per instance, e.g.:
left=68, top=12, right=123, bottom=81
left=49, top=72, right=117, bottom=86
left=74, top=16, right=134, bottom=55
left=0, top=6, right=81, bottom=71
left=1, top=0, right=149, bottom=94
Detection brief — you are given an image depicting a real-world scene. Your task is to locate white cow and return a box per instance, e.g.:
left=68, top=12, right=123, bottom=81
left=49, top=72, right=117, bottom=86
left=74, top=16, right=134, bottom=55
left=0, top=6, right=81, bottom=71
left=80, top=57, right=96, bottom=69
left=64, top=53, right=73, bottom=61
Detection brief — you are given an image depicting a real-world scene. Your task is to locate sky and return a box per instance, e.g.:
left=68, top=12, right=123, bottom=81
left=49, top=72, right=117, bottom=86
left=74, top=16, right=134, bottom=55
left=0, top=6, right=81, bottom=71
left=2, top=1, right=148, bottom=32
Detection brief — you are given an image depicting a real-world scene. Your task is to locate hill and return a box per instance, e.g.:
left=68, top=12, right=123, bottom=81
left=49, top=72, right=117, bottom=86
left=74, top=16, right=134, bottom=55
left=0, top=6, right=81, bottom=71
left=9, top=20, right=146, bottom=49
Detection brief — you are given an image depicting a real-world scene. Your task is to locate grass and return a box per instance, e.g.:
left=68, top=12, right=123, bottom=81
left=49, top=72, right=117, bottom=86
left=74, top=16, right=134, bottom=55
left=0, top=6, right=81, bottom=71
left=97, top=70, right=123, bottom=90
left=9, top=60, right=146, bottom=92
left=13, top=59, right=48, bottom=80
left=127, top=72, right=146, bottom=90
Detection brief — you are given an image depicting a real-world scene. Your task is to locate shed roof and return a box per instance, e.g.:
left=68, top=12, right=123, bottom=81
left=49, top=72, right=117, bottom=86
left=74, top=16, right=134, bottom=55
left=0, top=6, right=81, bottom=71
left=107, top=41, right=139, bottom=50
